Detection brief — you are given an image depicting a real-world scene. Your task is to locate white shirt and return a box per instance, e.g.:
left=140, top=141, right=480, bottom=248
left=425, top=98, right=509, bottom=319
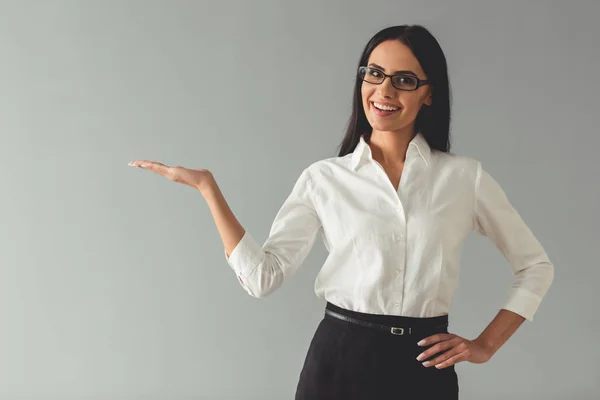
left=225, top=132, right=554, bottom=321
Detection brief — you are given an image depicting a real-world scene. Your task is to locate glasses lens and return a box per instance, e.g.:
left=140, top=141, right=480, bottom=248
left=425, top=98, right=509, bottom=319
left=392, top=75, right=418, bottom=90
left=360, top=67, right=384, bottom=84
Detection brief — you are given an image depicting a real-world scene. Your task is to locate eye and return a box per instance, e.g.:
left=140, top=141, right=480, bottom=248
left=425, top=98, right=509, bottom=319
left=397, top=76, right=415, bottom=84
left=367, top=68, right=383, bottom=78
left=392, top=74, right=417, bottom=88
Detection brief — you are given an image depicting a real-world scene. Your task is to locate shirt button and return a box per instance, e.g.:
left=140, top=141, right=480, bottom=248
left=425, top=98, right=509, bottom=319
left=393, top=301, right=400, bottom=306
left=396, top=268, right=401, bottom=274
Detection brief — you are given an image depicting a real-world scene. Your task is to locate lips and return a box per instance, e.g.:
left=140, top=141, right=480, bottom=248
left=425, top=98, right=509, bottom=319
left=370, top=101, right=402, bottom=116
left=372, top=101, right=401, bottom=110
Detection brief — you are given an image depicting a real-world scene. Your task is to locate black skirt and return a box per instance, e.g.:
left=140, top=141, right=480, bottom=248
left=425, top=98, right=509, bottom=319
left=295, top=302, right=459, bottom=399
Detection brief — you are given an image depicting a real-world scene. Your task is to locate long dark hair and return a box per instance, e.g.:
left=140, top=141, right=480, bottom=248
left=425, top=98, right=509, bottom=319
left=337, top=25, right=452, bottom=157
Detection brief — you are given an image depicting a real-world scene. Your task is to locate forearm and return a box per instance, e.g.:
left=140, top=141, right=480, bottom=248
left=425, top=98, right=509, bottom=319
left=475, top=309, right=526, bottom=356
left=199, top=175, right=246, bottom=258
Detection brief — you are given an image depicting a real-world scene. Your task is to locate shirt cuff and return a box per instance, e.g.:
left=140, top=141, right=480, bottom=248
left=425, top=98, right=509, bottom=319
left=501, top=287, right=543, bottom=322
left=224, top=230, right=263, bottom=280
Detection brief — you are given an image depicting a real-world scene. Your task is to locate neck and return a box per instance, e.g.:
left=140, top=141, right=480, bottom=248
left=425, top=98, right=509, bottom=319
left=368, top=126, right=416, bottom=167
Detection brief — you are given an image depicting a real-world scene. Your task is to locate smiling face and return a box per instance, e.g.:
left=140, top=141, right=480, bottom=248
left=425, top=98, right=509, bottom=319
left=361, top=40, right=433, bottom=135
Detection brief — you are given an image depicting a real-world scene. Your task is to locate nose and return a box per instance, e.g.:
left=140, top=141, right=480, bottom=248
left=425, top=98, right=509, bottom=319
left=378, top=76, right=396, bottom=98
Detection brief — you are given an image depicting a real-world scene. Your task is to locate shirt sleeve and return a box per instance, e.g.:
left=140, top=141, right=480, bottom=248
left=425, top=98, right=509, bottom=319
left=224, top=167, right=322, bottom=298
left=473, top=162, right=554, bottom=321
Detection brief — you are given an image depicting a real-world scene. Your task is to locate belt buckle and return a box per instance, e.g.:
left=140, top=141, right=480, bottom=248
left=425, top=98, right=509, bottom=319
left=390, top=327, right=405, bottom=335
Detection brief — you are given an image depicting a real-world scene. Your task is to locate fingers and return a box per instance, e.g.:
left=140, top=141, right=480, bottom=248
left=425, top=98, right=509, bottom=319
left=422, top=339, right=470, bottom=368
left=129, top=160, right=209, bottom=192
left=416, top=336, right=459, bottom=363
left=430, top=351, right=468, bottom=369
left=129, top=160, right=170, bottom=175
left=129, top=159, right=166, bottom=168
left=417, top=333, right=453, bottom=347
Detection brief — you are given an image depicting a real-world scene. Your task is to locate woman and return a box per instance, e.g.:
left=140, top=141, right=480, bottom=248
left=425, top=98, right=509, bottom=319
left=129, top=25, right=554, bottom=398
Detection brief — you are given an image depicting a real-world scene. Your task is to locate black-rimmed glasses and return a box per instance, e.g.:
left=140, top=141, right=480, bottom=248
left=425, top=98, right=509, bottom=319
left=358, top=66, right=430, bottom=91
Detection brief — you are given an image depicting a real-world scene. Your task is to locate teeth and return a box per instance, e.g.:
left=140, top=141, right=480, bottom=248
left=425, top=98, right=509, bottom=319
left=373, top=102, right=399, bottom=111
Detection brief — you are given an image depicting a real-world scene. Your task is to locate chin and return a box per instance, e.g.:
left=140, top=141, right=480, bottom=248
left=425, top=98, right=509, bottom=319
left=368, top=119, right=403, bottom=132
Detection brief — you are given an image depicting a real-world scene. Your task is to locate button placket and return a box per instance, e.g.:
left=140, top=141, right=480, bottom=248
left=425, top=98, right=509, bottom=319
left=370, top=159, right=409, bottom=314
left=393, top=225, right=407, bottom=313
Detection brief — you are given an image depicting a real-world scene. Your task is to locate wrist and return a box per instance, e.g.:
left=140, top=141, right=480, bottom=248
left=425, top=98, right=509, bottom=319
left=474, top=336, right=498, bottom=357
left=197, top=172, right=217, bottom=195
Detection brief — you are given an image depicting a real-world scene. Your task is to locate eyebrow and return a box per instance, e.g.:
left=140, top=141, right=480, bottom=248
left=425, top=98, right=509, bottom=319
left=368, top=63, right=417, bottom=76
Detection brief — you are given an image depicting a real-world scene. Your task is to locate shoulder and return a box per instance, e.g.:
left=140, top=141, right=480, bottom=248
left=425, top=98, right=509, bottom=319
left=291, top=157, right=341, bottom=189
left=430, top=150, right=482, bottom=183
left=433, top=149, right=480, bottom=167
left=303, top=155, right=350, bottom=177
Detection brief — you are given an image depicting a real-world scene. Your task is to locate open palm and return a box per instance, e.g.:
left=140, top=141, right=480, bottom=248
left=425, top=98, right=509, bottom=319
left=128, top=159, right=213, bottom=191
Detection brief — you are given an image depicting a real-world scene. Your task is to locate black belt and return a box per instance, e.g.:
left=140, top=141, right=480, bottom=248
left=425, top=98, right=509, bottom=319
left=324, top=309, right=448, bottom=336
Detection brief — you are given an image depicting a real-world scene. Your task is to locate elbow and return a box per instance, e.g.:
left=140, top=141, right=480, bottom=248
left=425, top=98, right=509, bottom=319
left=545, top=261, right=555, bottom=291
left=237, top=276, right=270, bottom=299
left=512, top=258, right=554, bottom=292
left=239, top=255, right=285, bottom=299
left=237, top=276, right=263, bottom=299
left=248, top=275, right=284, bottom=299
left=523, top=259, right=555, bottom=295
left=244, top=282, right=281, bottom=299
left=249, top=289, right=273, bottom=299
left=537, top=259, right=555, bottom=288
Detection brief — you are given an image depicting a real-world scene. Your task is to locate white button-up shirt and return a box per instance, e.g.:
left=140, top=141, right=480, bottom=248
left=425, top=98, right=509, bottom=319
left=225, top=132, right=554, bottom=321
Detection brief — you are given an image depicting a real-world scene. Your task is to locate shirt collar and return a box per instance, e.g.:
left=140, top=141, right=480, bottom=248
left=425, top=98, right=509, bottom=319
left=350, top=131, right=431, bottom=171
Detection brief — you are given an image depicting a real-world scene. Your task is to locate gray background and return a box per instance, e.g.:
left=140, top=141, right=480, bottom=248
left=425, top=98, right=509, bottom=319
left=0, top=0, right=598, bottom=399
